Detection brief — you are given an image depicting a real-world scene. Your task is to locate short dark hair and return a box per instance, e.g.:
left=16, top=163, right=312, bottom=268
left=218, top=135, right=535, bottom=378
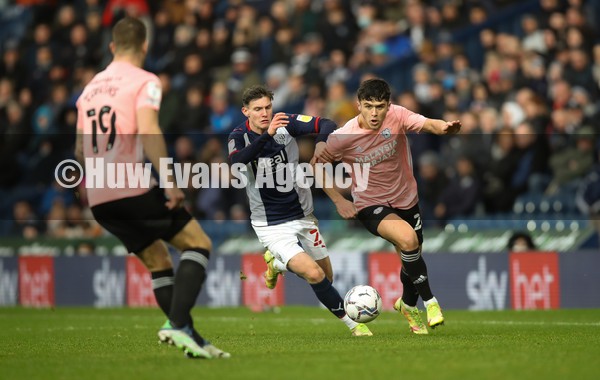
left=112, top=17, right=146, bottom=53
left=242, top=85, right=274, bottom=106
left=507, top=231, right=536, bottom=250
left=357, top=78, right=391, bottom=102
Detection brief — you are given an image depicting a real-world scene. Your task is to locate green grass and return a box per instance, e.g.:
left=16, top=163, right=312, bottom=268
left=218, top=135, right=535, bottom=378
left=1, top=307, right=599, bottom=380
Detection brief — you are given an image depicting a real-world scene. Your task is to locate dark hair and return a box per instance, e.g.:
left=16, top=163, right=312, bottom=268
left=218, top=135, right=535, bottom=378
left=242, top=85, right=274, bottom=106
left=112, top=17, right=146, bottom=53
left=507, top=231, right=536, bottom=250
left=357, top=78, right=391, bottom=102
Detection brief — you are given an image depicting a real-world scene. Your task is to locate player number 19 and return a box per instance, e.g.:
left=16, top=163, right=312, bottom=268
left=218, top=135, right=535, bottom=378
left=86, top=105, right=117, bottom=153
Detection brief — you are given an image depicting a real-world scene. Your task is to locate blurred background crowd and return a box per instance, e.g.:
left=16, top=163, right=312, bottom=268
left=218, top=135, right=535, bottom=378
left=1, top=0, right=599, bottom=241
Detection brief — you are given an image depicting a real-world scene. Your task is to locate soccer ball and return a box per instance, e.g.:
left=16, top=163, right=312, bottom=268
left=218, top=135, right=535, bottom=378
left=343, top=285, right=382, bottom=323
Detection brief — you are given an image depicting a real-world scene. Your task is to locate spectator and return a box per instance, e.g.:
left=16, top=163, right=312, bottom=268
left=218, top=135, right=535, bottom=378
left=482, top=127, right=521, bottom=213
left=208, top=81, right=244, bottom=135
left=214, top=48, right=261, bottom=106
left=547, top=126, right=596, bottom=194
left=11, top=200, right=43, bottom=239
left=157, top=72, right=180, bottom=136
left=417, top=151, right=447, bottom=225
left=434, top=155, right=481, bottom=222
left=178, top=84, right=210, bottom=133
left=507, top=231, right=537, bottom=252
left=2, top=0, right=598, bottom=237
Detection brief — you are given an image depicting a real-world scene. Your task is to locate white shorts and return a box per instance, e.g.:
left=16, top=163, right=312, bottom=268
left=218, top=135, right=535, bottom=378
left=252, top=214, right=329, bottom=266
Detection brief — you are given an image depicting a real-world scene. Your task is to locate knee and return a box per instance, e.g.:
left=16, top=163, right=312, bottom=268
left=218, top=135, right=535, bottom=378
left=138, top=251, right=172, bottom=272
left=182, top=233, right=212, bottom=253
left=201, top=235, right=213, bottom=252
left=393, top=231, right=419, bottom=252
left=304, top=265, right=326, bottom=284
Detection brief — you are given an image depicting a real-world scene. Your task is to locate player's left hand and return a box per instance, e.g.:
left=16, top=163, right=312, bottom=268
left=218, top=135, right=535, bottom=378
left=444, top=120, right=462, bottom=134
left=335, top=198, right=357, bottom=219
left=165, top=187, right=185, bottom=209
left=310, top=142, right=334, bottom=164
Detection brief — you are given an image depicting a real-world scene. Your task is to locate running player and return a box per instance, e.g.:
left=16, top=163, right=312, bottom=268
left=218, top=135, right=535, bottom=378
left=75, top=17, right=228, bottom=358
left=228, top=85, right=372, bottom=336
left=319, top=78, right=461, bottom=334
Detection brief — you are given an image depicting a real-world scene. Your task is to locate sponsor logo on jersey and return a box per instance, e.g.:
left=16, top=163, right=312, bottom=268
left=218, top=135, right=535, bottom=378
left=296, top=114, right=313, bottom=123
left=255, top=149, right=287, bottom=170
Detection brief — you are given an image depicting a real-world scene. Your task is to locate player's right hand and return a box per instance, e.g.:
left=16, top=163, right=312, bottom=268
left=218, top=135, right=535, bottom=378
left=310, top=143, right=334, bottom=165
left=267, top=113, right=289, bottom=136
left=164, top=187, right=185, bottom=209
left=335, top=198, right=358, bottom=219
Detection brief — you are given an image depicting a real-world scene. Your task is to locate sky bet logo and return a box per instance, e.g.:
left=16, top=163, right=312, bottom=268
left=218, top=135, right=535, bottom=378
left=510, top=252, right=560, bottom=310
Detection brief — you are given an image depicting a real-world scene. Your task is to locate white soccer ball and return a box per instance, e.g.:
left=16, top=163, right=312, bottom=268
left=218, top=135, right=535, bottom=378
left=343, top=285, right=382, bottom=323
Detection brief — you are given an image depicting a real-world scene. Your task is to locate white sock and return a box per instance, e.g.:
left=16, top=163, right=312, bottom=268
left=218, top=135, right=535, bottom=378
left=341, top=315, right=358, bottom=329
left=273, top=258, right=288, bottom=272
left=424, top=297, right=438, bottom=307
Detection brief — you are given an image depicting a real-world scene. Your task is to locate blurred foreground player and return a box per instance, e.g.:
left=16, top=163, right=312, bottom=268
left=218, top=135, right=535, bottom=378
left=75, top=17, right=228, bottom=358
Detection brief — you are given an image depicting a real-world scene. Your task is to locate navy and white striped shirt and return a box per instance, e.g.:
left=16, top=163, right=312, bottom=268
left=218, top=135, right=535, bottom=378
left=228, top=114, right=336, bottom=226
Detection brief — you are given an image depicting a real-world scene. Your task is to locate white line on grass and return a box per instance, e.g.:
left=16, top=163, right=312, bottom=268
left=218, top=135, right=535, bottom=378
left=198, top=316, right=600, bottom=327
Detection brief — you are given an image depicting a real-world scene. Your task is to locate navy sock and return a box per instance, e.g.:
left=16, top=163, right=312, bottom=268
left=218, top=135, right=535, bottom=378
left=400, top=248, right=434, bottom=302
left=310, top=277, right=345, bottom=318
left=169, top=248, right=209, bottom=328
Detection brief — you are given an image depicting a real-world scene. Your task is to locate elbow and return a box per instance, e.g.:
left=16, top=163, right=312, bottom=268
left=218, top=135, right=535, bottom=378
left=319, top=118, right=337, bottom=134
left=74, top=148, right=84, bottom=165
left=228, top=153, right=242, bottom=165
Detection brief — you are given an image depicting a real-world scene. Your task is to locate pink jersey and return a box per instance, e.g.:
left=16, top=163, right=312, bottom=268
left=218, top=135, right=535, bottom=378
left=76, top=61, right=161, bottom=207
left=326, top=104, right=426, bottom=211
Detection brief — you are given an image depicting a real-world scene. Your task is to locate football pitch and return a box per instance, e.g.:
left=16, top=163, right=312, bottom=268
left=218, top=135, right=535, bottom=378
left=1, top=307, right=599, bottom=380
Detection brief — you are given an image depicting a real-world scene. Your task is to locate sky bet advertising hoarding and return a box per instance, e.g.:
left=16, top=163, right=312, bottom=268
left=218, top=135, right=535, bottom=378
left=1, top=251, right=599, bottom=309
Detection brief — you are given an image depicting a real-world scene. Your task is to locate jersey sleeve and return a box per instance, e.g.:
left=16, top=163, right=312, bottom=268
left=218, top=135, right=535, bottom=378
left=325, top=131, right=344, bottom=161
left=76, top=100, right=85, bottom=131
left=228, top=130, right=273, bottom=165
left=285, top=114, right=320, bottom=136
left=136, top=77, right=162, bottom=111
left=227, top=131, right=246, bottom=157
left=392, top=104, right=425, bottom=133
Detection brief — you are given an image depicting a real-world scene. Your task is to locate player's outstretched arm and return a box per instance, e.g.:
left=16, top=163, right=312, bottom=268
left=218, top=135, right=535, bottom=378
left=422, top=119, right=462, bottom=135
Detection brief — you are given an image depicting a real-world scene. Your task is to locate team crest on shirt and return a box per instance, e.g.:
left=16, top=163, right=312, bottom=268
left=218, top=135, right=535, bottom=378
left=273, top=133, right=286, bottom=145
left=381, top=128, right=391, bottom=139
left=146, top=81, right=162, bottom=107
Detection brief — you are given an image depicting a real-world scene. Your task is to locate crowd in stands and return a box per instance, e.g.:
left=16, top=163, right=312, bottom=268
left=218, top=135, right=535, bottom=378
left=1, top=0, right=599, bottom=240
